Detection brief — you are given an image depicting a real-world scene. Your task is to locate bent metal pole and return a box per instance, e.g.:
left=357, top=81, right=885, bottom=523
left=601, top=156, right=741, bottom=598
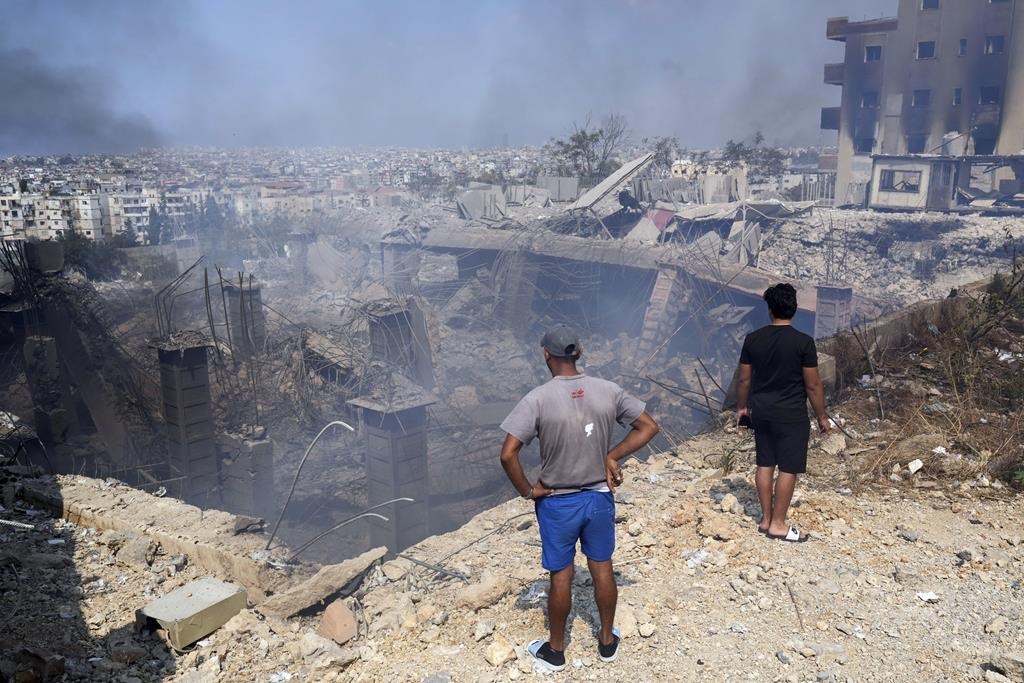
left=265, top=420, right=355, bottom=551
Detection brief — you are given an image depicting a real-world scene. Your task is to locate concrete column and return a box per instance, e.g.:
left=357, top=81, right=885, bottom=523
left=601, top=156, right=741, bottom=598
left=224, top=282, right=267, bottom=357
left=219, top=430, right=274, bottom=520
left=814, top=285, right=854, bottom=338
left=636, top=265, right=688, bottom=362
left=494, top=251, right=538, bottom=330
left=349, top=394, right=435, bottom=554
left=380, top=243, right=421, bottom=295
left=157, top=344, right=220, bottom=506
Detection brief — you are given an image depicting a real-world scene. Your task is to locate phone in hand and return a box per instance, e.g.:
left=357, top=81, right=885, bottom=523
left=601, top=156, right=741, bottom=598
left=738, top=414, right=753, bottom=429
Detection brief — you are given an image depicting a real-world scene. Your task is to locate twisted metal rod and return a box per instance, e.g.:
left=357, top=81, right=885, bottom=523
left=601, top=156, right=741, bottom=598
left=265, top=420, right=355, bottom=550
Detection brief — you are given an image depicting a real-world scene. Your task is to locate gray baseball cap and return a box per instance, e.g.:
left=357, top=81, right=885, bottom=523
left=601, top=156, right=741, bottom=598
left=541, top=324, right=581, bottom=358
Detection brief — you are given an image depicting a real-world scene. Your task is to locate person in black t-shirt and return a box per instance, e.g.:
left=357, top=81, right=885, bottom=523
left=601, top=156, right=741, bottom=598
left=736, top=283, right=830, bottom=543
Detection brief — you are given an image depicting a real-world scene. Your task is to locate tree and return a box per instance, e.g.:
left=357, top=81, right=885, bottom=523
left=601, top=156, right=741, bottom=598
left=201, top=195, right=225, bottom=235
left=546, top=113, right=630, bottom=180
left=111, top=218, right=138, bottom=247
left=718, top=131, right=786, bottom=181
left=146, top=206, right=165, bottom=245
left=60, top=231, right=125, bottom=280
left=643, top=135, right=681, bottom=172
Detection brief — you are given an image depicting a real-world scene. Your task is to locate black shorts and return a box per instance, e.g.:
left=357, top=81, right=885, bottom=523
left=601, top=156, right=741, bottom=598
left=752, top=418, right=810, bottom=474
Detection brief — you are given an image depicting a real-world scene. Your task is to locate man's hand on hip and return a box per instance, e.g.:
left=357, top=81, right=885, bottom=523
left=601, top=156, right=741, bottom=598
left=605, top=456, right=624, bottom=493
left=529, top=481, right=554, bottom=499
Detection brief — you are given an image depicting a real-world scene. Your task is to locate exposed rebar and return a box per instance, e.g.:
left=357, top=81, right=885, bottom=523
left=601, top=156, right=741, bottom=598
left=265, top=420, right=356, bottom=550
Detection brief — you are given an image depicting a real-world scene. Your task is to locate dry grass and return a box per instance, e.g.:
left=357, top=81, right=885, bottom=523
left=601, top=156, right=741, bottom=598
left=827, top=271, right=1024, bottom=491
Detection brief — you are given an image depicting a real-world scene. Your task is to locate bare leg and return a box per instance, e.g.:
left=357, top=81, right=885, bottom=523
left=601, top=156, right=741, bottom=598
left=755, top=466, right=775, bottom=531
left=548, top=564, right=574, bottom=651
left=587, top=558, right=617, bottom=645
left=767, top=472, right=800, bottom=536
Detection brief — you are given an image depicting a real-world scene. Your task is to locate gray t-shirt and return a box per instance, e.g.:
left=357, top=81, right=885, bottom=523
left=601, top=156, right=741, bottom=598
left=500, top=374, right=646, bottom=493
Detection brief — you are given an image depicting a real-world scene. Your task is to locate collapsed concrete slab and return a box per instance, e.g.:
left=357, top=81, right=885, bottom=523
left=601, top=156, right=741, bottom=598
left=259, top=547, right=386, bottom=618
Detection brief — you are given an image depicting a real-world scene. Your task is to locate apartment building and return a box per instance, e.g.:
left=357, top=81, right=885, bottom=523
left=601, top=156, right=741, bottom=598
left=823, top=0, right=1024, bottom=204
left=66, top=194, right=107, bottom=239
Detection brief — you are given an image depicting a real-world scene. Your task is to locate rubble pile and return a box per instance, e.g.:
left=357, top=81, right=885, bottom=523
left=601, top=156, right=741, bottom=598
left=760, top=209, right=1024, bottom=308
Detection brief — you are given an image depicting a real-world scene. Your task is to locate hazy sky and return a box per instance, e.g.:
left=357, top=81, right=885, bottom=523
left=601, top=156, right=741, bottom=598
left=0, top=0, right=896, bottom=155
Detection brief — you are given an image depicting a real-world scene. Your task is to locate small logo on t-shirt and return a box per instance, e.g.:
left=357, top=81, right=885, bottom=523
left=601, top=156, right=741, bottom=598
left=570, top=388, right=585, bottom=399
left=584, top=422, right=594, bottom=437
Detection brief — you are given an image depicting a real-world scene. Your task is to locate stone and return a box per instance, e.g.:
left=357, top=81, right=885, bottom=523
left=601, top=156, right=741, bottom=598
left=698, top=517, right=738, bottom=541
left=115, top=536, right=157, bottom=568
left=835, top=623, right=855, bottom=636
left=420, top=629, right=440, bottom=644
left=907, top=459, right=924, bottom=475
left=638, top=623, right=656, bottom=638
left=627, top=521, right=643, bottom=537
left=985, top=671, right=1013, bottom=683
left=382, top=559, right=410, bottom=582
left=776, top=651, right=791, bottom=664
left=483, top=636, right=515, bottom=667
left=107, top=639, right=148, bottom=664
left=720, top=493, right=739, bottom=514
left=422, top=674, right=453, bottom=683
left=456, top=572, right=512, bottom=612
left=991, top=651, right=1024, bottom=681
left=319, top=600, right=357, bottom=645
left=232, top=515, right=265, bottom=534
left=168, top=554, right=188, bottom=572
left=299, top=632, right=344, bottom=661
left=474, top=619, right=495, bottom=642
left=986, top=616, right=1008, bottom=635
left=819, top=431, right=846, bottom=456
left=617, top=605, right=638, bottom=639
left=899, top=528, right=919, bottom=542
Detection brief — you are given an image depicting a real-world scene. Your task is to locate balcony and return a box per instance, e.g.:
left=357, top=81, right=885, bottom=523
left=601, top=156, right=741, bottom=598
left=827, top=15, right=897, bottom=41
left=824, top=62, right=845, bottom=85
left=820, top=107, right=841, bottom=130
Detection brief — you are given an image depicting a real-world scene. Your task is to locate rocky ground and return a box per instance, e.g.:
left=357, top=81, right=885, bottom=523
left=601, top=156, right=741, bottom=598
left=333, top=421, right=1024, bottom=683
left=3, top=396, right=1024, bottom=682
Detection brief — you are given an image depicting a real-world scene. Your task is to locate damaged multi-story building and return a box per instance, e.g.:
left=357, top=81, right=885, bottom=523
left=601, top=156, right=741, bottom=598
left=824, top=0, right=1024, bottom=205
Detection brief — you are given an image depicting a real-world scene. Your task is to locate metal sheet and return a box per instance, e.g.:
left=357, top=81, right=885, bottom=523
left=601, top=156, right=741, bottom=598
left=566, top=153, right=655, bottom=211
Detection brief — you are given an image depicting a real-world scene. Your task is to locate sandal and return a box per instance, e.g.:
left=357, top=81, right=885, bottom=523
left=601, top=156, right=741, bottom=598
left=767, top=526, right=809, bottom=543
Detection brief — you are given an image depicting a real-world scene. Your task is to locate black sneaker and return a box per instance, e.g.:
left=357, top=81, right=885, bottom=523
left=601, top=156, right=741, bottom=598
left=598, top=626, right=621, bottom=663
left=527, top=639, right=566, bottom=673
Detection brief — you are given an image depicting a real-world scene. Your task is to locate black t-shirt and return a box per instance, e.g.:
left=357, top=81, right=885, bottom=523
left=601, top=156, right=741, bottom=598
left=739, top=324, right=817, bottom=422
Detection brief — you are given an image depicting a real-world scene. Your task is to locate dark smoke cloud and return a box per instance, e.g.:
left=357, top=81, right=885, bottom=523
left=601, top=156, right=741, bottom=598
left=1, top=0, right=897, bottom=153
left=0, top=48, right=162, bottom=155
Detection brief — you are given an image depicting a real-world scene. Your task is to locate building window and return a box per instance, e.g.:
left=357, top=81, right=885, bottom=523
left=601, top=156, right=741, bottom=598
left=861, top=91, right=880, bottom=108
left=912, top=89, right=931, bottom=107
left=979, top=86, right=1002, bottom=104
left=855, top=138, right=875, bottom=154
left=985, top=35, right=1005, bottom=54
left=922, top=0, right=939, bottom=8
left=917, top=41, right=937, bottom=59
left=953, top=87, right=962, bottom=105
left=959, top=38, right=968, bottom=55
left=865, top=45, right=883, bottom=62
left=907, top=135, right=928, bottom=153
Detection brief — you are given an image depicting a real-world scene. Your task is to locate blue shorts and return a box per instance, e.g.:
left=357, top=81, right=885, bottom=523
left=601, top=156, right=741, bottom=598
left=535, top=490, right=615, bottom=572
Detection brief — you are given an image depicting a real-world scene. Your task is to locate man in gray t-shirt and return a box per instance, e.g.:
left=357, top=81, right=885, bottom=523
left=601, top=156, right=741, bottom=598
left=500, top=324, right=659, bottom=672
